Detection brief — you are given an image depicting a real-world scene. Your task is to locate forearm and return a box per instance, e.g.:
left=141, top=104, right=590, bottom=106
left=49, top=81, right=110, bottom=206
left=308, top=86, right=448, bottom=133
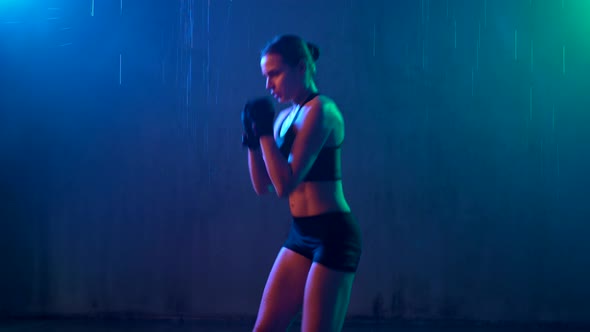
left=248, top=148, right=272, bottom=195
left=260, top=136, right=294, bottom=198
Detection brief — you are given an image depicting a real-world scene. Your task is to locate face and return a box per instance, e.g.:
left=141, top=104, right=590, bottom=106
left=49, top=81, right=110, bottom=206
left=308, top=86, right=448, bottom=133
left=260, top=53, right=304, bottom=103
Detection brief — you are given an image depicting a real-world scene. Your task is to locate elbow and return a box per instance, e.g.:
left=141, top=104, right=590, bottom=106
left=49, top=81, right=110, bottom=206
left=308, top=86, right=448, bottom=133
left=274, top=180, right=295, bottom=199
left=275, top=188, right=288, bottom=198
left=253, top=185, right=269, bottom=196
left=253, top=182, right=275, bottom=196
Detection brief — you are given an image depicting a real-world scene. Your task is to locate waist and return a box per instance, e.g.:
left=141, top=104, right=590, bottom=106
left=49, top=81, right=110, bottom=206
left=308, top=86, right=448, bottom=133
left=288, top=181, right=350, bottom=217
left=292, top=210, right=353, bottom=221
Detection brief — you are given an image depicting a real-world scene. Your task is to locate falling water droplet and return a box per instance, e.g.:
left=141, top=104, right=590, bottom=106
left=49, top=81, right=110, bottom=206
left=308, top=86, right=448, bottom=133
left=530, top=39, right=534, bottom=72
left=484, top=0, right=487, bottom=27
left=514, top=29, right=518, bottom=60
left=421, top=0, right=424, bottom=24
left=477, top=22, right=481, bottom=71
left=552, top=104, right=556, bottom=132
left=119, top=54, right=122, bottom=85
left=562, top=45, right=566, bottom=74
left=453, top=17, right=457, bottom=48
left=471, top=67, right=474, bottom=96
left=422, top=39, right=425, bottom=69
left=529, top=86, right=533, bottom=120
left=373, top=23, right=376, bottom=57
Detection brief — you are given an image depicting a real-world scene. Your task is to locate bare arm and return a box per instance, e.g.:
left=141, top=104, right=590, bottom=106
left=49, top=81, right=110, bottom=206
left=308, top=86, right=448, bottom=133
left=247, top=148, right=273, bottom=195
left=260, top=100, right=333, bottom=198
left=246, top=108, right=291, bottom=195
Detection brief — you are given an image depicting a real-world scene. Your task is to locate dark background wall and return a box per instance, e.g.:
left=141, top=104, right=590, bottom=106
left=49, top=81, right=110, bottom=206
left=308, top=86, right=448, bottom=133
left=1, top=0, right=589, bottom=324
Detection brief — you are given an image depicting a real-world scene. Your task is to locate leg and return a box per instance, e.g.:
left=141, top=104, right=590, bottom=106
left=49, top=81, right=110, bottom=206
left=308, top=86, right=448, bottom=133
left=253, top=247, right=312, bottom=332
left=302, top=263, right=356, bottom=332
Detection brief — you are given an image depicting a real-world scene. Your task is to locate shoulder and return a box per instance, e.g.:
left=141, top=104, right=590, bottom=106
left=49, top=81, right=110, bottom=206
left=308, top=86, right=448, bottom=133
left=302, top=95, right=342, bottom=126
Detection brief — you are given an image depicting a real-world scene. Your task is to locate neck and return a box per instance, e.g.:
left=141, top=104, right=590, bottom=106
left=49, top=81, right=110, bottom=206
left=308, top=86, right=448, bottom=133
left=292, top=82, right=318, bottom=107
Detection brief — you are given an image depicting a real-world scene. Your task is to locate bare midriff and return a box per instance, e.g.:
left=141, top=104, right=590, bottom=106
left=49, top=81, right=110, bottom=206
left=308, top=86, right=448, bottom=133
left=288, top=180, right=350, bottom=217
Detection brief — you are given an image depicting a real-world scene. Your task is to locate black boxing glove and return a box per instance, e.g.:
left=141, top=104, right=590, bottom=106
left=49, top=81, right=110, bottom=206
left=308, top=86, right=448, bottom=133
left=241, top=106, right=260, bottom=150
left=245, top=97, right=275, bottom=138
left=241, top=132, right=260, bottom=150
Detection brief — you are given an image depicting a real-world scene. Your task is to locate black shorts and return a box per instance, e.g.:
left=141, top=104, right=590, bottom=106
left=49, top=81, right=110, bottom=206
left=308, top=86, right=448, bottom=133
left=283, top=211, right=362, bottom=273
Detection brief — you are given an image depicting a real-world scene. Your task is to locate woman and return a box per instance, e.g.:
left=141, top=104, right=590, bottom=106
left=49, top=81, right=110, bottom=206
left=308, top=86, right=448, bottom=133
left=242, top=34, right=362, bottom=332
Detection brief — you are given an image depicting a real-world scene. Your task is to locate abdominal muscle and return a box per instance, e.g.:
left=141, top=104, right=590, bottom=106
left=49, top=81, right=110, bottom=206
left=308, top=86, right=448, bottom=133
left=288, top=180, right=351, bottom=217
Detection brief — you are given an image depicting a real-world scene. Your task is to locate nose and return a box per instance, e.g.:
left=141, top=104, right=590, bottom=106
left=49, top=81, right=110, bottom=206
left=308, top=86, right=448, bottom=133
left=265, top=77, right=273, bottom=91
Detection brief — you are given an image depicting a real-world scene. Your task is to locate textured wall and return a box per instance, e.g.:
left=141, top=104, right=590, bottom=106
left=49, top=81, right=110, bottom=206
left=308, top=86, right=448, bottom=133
left=1, top=0, right=589, bottom=324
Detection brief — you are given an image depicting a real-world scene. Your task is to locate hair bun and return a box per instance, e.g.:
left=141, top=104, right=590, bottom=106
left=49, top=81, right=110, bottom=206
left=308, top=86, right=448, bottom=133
left=306, top=42, right=320, bottom=61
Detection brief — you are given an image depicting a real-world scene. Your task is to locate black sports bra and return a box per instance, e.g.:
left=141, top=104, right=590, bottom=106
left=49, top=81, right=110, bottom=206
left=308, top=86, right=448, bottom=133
left=275, top=93, right=342, bottom=182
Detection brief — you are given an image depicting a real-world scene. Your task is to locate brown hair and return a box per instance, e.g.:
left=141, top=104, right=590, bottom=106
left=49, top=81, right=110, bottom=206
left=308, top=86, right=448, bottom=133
left=261, top=34, right=320, bottom=75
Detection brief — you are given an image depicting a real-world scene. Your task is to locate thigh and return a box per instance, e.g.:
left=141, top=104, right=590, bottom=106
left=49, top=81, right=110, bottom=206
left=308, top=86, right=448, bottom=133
left=254, top=247, right=312, bottom=332
left=302, top=263, right=356, bottom=332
